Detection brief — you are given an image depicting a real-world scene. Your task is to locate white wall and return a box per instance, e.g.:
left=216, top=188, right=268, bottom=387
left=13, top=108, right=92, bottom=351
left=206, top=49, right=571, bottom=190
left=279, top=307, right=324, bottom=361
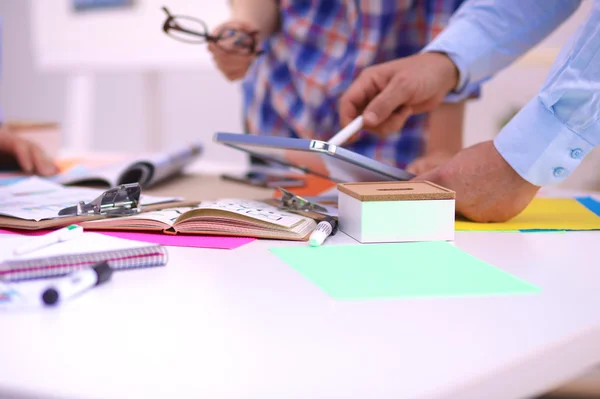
left=0, top=0, right=246, bottom=169
left=0, top=0, right=67, bottom=125
left=0, top=0, right=598, bottom=188
left=31, top=0, right=228, bottom=70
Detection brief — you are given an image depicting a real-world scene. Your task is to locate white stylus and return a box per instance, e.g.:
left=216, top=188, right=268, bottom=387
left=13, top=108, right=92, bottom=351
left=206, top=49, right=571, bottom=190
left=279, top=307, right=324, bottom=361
left=13, top=225, right=84, bottom=255
left=327, top=115, right=364, bottom=146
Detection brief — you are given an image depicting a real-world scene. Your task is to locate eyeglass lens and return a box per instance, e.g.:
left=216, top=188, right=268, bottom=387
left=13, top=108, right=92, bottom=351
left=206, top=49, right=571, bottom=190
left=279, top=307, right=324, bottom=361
left=162, top=6, right=258, bottom=55
left=214, top=28, right=256, bottom=55
left=165, top=15, right=210, bottom=44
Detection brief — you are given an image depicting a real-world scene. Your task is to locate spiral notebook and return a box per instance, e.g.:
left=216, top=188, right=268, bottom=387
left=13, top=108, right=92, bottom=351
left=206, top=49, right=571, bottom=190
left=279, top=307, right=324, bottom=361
left=0, top=232, right=168, bottom=281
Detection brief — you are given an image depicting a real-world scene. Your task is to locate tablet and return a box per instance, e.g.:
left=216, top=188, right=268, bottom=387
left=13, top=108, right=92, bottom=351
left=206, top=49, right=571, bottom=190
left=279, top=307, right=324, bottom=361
left=213, top=133, right=414, bottom=183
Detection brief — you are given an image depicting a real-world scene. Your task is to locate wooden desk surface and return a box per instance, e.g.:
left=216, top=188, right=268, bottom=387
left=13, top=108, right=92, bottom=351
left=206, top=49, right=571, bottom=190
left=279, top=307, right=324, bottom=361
left=146, top=173, right=274, bottom=201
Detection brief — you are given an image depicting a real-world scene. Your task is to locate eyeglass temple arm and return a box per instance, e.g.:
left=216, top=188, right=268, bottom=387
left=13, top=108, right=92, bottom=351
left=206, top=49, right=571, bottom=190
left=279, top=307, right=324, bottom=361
left=161, top=6, right=172, bottom=17
left=172, top=25, right=215, bottom=41
left=162, top=8, right=217, bottom=41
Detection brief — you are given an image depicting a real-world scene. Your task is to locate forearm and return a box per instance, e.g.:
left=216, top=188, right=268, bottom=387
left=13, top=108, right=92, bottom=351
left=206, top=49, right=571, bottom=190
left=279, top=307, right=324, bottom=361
left=423, top=0, right=581, bottom=93
left=229, top=0, right=279, bottom=41
left=494, top=0, right=600, bottom=186
left=425, top=101, right=465, bottom=155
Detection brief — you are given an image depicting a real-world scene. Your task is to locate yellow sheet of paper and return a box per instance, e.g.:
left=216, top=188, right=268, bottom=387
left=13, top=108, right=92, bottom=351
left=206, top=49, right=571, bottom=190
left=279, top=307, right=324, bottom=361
left=455, top=198, right=600, bottom=231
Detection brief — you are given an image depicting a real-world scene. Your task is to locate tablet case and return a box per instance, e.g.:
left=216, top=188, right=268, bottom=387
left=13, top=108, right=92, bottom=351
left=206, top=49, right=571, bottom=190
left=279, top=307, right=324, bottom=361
left=213, top=133, right=414, bottom=183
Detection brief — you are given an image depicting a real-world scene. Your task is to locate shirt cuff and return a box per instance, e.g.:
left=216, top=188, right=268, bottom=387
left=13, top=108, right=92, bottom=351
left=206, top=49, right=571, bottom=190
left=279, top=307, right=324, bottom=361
left=494, top=96, right=596, bottom=186
left=422, top=44, right=480, bottom=102
left=443, top=81, right=482, bottom=103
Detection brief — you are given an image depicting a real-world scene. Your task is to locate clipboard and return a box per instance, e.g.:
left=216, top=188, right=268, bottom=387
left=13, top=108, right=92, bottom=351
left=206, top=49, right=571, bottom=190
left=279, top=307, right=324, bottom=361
left=0, top=183, right=199, bottom=231
left=213, top=133, right=415, bottom=183
left=0, top=201, right=199, bottom=231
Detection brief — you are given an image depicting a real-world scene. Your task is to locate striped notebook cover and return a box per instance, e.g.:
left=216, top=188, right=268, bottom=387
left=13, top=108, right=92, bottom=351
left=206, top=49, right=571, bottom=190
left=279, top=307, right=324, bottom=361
left=0, top=233, right=168, bottom=281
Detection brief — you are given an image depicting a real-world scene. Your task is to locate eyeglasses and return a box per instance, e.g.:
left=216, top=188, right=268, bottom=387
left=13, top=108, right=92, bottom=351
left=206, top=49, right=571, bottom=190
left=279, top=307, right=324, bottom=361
left=161, top=6, right=264, bottom=56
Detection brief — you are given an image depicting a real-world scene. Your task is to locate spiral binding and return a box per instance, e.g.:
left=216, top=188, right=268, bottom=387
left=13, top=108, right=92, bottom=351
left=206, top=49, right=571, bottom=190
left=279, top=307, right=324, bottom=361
left=0, top=245, right=168, bottom=282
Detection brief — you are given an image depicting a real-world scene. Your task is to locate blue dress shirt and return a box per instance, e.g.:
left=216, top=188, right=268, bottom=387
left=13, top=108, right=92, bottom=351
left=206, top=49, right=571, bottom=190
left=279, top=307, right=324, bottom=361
left=0, top=17, right=3, bottom=125
left=423, top=0, right=600, bottom=186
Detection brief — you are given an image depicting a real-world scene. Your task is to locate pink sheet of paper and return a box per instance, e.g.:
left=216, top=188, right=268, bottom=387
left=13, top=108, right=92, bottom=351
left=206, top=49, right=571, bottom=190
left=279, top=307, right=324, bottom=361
left=0, top=229, right=255, bottom=250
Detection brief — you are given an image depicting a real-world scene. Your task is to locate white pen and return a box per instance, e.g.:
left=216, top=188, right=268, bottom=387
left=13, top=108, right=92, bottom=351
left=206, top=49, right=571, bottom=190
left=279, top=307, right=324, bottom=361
left=327, top=115, right=364, bottom=147
left=41, top=261, right=113, bottom=306
left=310, top=216, right=338, bottom=247
left=13, top=224, right=84, bottom=256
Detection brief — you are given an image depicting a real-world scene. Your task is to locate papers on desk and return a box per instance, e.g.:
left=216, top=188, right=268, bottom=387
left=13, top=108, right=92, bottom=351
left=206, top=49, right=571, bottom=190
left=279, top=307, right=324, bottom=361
left=0, top=177, right=178, bottom=222
left=0, top=228, right=256, bottom=250
left=54, top=141, right=202, bottom=188
left=270, top=242, right=540, bottom=300
left=455, top=197, right=600, bottom=232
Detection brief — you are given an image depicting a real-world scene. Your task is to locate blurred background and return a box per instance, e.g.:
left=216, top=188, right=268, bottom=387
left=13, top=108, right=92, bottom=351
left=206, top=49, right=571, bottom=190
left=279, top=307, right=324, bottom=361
left=0, top=0, right=598, bottom=189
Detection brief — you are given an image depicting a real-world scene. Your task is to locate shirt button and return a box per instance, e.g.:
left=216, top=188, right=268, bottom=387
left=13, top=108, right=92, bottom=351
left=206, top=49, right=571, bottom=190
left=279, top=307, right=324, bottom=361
left=553, top=167, right=566, bottom=177
left=571, top=148, right=583, bottom=159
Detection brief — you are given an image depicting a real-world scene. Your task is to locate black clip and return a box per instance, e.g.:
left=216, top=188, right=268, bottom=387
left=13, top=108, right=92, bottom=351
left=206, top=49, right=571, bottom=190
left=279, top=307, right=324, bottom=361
left=278, top=187, right=329, bottom=214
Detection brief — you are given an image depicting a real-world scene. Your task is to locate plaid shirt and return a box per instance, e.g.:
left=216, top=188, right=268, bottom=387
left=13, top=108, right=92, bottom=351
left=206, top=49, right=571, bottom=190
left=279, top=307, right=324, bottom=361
left=242, top=0, right=476, bottom=168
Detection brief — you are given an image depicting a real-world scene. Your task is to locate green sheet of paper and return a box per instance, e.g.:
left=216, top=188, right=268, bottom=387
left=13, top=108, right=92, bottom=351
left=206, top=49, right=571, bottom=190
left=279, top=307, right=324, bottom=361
left=270, top=242, right=539, bottom=300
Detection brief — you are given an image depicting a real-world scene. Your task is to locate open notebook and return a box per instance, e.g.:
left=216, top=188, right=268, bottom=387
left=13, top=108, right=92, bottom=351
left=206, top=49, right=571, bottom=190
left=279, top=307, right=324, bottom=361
left=0, top=233, right=168, bottom=281
left=81, top=199, right=317, bottom=241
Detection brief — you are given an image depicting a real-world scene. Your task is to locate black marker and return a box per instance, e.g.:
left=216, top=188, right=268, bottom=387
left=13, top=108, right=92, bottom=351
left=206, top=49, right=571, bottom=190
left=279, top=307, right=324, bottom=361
left=42, top=262, right=113, bottom=306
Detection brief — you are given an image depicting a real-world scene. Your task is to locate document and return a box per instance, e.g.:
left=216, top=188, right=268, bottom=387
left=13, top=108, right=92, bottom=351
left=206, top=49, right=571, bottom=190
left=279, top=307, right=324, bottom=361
left=54, top=141, right=202, bottom=188
left=0, top=177, right=178, bottom=221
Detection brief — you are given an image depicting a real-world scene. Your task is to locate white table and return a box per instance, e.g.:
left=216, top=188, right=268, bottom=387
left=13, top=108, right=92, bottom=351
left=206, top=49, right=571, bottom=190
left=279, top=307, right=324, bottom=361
left=1, top=177, right=600, bottom=399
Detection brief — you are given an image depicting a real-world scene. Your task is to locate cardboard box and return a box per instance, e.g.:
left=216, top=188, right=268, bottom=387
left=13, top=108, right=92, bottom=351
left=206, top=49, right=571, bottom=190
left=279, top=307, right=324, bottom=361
left=337, top=181, right=455, bottom=243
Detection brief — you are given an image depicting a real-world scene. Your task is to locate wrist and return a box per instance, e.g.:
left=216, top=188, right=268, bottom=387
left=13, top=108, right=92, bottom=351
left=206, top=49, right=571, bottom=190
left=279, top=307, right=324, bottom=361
left=423, top=148, right=459, bottom=157
left=427, top=52, right=460, bottom=93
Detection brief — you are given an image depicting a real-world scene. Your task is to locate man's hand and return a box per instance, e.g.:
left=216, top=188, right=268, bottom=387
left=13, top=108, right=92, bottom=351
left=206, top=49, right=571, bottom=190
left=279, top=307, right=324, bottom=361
left=208, top=20, right=259, bottom=81
left=406, top=151, right=455, bottom=175
left=0, top=130, right=58, bottom=176
left=339, top=52, right=459, bottom=134
left=415, top=141, right=540, bottom=223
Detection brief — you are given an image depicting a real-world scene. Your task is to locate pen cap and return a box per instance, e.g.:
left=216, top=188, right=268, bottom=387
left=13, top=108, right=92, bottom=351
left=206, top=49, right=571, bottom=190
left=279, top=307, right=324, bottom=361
left=92, top=261, right=113, bottom=285
left=323, top=216, right=338, bottom=235
left=57, top=224, right=84, bottom=241
left=42, top=289, right=59, bottom=305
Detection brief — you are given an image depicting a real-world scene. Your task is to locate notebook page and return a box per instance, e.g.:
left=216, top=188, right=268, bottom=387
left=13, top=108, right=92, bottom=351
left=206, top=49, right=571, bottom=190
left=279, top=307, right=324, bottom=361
left=190, top=199, right=307, bottom=228
left=1, top=232, right=154, bottom=263
left=184, top=216, right=316, bottom=239
left=84, top=207, right=198, bottom=228
left=0, top=177, right=179, bottom=221
left=142, top=141, right=202, bottom=186
left=55, top=161, right=125, bottom=187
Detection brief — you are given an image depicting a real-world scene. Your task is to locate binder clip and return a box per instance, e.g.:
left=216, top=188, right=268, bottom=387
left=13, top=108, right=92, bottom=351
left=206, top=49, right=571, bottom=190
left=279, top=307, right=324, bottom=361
left=278, top=187, right=329, bottom=214
left=58, top=183, right=142, bottom=217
